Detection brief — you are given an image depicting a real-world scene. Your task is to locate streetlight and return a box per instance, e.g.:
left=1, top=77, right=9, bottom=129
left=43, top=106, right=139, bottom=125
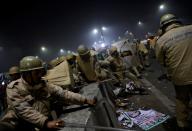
left=138, top=21, right=143, bottom=26
left=92, top=26, right=107, bottom=44
left=40, top=46, right=48, bottom=60
left=67, top=50, right=71, bottom=54
left=60, top=49, right=64, bottom=53
left=159, top=4, right=165, bottom=11
left=41, top=46, right=47, bottom=52
left=102, top=26, right=107, bottom=31
left=101, top=43, right=105, bottom=48
left=129, top=32, right=133, bottom=36
left=93, top=29, right=98, bottom=34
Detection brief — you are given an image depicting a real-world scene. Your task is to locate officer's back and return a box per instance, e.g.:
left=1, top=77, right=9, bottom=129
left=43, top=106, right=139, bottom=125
left=156, top=24, right=192, bottom=85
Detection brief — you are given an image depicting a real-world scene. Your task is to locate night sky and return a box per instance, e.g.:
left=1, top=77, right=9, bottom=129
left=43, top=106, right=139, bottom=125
left=0, top=0, right=191, bottom=72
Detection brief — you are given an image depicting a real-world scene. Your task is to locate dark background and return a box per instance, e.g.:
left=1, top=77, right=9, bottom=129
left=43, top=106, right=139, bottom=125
left=0, top=0, right=191, bottom=72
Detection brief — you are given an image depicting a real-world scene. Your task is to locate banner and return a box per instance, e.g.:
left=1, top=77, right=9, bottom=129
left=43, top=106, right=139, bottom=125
left=118, top=109, right=170, bottom=130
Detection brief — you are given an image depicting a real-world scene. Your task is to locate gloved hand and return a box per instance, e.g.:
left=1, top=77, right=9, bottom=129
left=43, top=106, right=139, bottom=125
left=85, top=97, right=97, bottom=106
left=46, top=119, right=64, bottom=129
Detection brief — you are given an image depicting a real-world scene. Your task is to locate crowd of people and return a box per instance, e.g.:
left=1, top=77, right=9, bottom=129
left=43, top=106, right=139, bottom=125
left=0, top=13, right=192, bottom=131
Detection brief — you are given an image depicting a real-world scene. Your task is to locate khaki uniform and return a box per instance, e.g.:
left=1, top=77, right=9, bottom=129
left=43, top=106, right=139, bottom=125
left=76, top=55, right=97, bottom=82
left=104, top=56, right=140, bottom=86
left=1, top=78, right=86, bottom=129
left=138, top=42, right=148, bottom=54
left=156, top=24, right=192, bottom=127
left=70, top=62, right=85, bottom=84
left=148, top=37, right=158, bottom=49
left=121, top=50, right=141, bottom=77
left=44, top=60, right=75, bottom=88
left=138, top=42, right=150, bottom=66
left=105, top=56, right=125, bottom=80
left=131, top=44, right=143, bottom=68
left=156, top=24, right=192, bottom=86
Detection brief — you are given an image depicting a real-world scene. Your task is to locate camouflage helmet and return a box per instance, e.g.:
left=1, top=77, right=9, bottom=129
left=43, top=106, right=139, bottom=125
left=77, top=45, right=90, bottom=56
left=49, top=57, right=60, bottom=67
left=109, top=46, right=118, bottom=55
left=20, top=56, right=44, bottom=72
left=59, top=56, right=66, bottom=62
left=8, top=66, right=20, bottom=75
left=160, top=14, right=180, bottom=28
left=66, top=53, right=74, bottom=60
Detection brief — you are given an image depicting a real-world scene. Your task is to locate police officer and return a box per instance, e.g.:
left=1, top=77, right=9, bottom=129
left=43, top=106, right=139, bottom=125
left=0, top=67, right=21, bottom=113
left=131, top=40, right=145, bottom=72
left=121, top=50, right=142, bottom=79
left=76, top=45, right=107, bottom=82
left=0, top=56, right=96, bottom=131
left=105, top=46, right=126, bottom=80
left=136, top=40, right=150, bottom=67
left=8, top=66, right=21, bottom=81
left=156, top=14, right=192, bottom=130
left=104, top=46, right=142, bottom=87
left=49, top=57, right=61, bottom=69
left=49, top=56, right=65, bottom=69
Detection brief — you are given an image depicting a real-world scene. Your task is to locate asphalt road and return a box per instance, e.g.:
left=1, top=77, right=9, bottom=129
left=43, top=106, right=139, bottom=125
left=127, top=57, right=178, bottom=131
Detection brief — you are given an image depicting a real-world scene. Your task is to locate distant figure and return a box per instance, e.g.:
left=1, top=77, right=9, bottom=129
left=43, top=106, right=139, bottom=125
left=102, top=46, right=142, bottom=87
left=76, top=45, right=107, bottom=82
left=8, top=66, right=21, bottom=81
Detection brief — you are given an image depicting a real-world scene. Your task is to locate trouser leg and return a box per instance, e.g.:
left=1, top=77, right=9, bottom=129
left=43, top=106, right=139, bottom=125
left=131, top=66, right=141, bottom=78
left=126, top=72, right=141, bottom=87
left=144, top=55, right=150, bottom=67
left=174, top=85, right=192, bottom=128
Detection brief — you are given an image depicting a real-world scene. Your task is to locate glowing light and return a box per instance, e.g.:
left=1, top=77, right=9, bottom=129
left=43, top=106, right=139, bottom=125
left=102, top=26, right=107, bottom=31
left=41, top=46, right=47, bottom=52
left=60, top=49, right=64, bottom=53
left=93, top=29, right=98, bottom=34
left=159, top=4, right=165, bottom=10
left=101, top=43, right=105, bottom=48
